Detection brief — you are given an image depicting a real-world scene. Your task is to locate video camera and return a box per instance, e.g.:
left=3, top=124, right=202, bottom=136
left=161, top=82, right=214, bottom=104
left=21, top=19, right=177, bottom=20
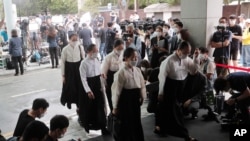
left=122, top=33, right=133, bottom=41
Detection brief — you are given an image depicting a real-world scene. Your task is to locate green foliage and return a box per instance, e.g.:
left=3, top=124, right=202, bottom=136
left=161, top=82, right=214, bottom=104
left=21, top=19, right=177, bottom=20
left=81, top=0, right=100, bottom=14
left=12, top=0, right=77, bottom=16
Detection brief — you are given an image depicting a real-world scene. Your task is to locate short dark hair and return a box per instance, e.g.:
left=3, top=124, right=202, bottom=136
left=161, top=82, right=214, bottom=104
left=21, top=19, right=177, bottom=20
left=87, top=44, right=96, bottom=53
left=178, top=41, right=190, bottom=50
left=214, top=77, right=228, bottom=93
left=32, top=98, right=49, bottom=110
left=173, top=18, right=181, bottom=23
left=219, top=17, right=228, bottom=22
left=114, top=39, right=124, bottom=48
left=107, top=22, right=113, bottom=27
left=82, top=23, right=87, bottom=27
left=11, top=29, right=18, bottom=37
left=163, top=24, right=170, bottom=29
left=140, top=60, right=150, bottom=68
left=199, top=47, right=209, bottom=54
left=175, top=21, right=183, bottom=28
left=68, top=32, right=78, bottom=40
left=22, top=121, right=49, bottom=141
left=50, top=115, right=69, bottom=131
left=156, top=26, right=163, bottom=32
left=123, top=47, right=136, bottom=61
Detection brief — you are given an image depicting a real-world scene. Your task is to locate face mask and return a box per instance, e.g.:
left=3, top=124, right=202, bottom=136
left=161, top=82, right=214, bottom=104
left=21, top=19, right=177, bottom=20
left=141, top=67, right=146, bottom=71
left=70, top=41, right=78, bottom=47
left=129, top=60, right=137, bottom=67
left=39, top=113, right=45, bottom=118
left=154, top=32, right=159, bottom=37
left=157, top=32, right=162, bottom=37
left=163, top=28, right=168, bottom=33
left=173, top=27, right=179, bottom=33
left=115, top=50, right=122, bottom=55
left=91, top=52, right=98, bottom=59
left=229, top=20, right=236, bottom=25
left=58, top=133, right=64, bottom=139
left=199, top=54, right=206, bottom=61
left=177, top=34, right=181, bottom=40
left=180, top=54, right=188, bottom=59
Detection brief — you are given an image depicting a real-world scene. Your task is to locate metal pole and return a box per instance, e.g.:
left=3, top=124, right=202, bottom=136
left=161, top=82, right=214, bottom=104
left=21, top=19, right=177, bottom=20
left=3, top=0, right=14, bottom=41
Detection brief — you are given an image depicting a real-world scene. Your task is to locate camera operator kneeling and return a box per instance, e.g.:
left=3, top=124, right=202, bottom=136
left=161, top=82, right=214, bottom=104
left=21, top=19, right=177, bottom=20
left=214, top=72, right=250, bottom=125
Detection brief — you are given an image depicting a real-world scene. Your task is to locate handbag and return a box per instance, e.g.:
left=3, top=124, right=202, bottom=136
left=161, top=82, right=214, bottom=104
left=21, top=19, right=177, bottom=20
left=107, top=113, right=120, bottom=140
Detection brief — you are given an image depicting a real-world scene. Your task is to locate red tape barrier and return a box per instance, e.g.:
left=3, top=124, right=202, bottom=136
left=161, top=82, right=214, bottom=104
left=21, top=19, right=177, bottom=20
left=216, top=63, right=250, bottom=72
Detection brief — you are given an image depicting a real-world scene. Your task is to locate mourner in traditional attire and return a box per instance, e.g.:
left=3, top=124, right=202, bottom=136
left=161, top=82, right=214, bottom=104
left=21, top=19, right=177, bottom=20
left=79, top=44, right=108, bottom=135
left=158, top=41, right=199, bottom=141
left=60, top=33, right=85, bottom=110
left=101, top=39, right=124, bottom=111
left=112, top=47, right=146, bottom=141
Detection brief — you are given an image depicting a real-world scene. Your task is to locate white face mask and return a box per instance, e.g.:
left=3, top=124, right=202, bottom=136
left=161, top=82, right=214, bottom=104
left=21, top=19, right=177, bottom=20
left=154, top=32, right=159, bottom=37
left=70, top=41, right=78, bottom=47
left=177, top=34, right=181, bottom=40
left=199, top=54, right=206, bottom=61
left=141, top=67, right=146, bottom=71
left=180, top=54, right=188, bottom=59
left=163, top=28, right=168, bottom=33
left=91, top=52, right=98, bottom=59
left=129, top=60, right=137, bottom=67
left=173, top=27, right=179, bottom=33
left=229, top=19, right=236, bottom=25
left=115, top=50, right=123, bottom=55
left=58, top=133, right=64, bottom=139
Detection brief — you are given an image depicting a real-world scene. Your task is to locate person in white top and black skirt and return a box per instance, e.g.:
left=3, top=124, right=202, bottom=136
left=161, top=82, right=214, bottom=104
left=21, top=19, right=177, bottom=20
left=79, top=44, right=108, bottom=135
left=101, top=39, right=124, bottom=111
left=60, top=33, right=85, bottom=110
left=158, top=41, right=199, bottom=141
left=112, top=47, right=146, bottom=141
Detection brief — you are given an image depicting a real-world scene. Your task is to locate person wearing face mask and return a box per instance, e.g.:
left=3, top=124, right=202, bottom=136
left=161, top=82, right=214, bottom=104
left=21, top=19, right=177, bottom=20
left=79, top=44, right=109, bottom=135
left=228, top=14, right=242, bottom=72
left=170, top=21, right=183, bottom=54
left=101, top=39, right=124, bottom=111
left=112, top=47, right=146, bottom=141
left=158, top=41, right=199, bottom=141
left=13, top=98, right=49, bottom=137
left=150, top=26, right=169, bottom=68
left=210, top=17, right=232, bottom=78
left=45, top=115, right=69, bottom=141
left=60, top=33, right=85, bottom=111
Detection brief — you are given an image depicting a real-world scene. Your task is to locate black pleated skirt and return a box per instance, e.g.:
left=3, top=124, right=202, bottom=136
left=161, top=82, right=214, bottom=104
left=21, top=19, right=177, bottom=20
left=78, top=75, right=106, bottom=132
left=117, top=88, right=144, bottom=141
left=159, top=77, right=189, bottom=138
left=61, top=61, right=83, bottom=109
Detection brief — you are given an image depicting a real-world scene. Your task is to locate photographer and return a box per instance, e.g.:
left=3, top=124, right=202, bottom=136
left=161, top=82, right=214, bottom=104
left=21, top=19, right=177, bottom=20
left=124, top=24, right=142, bottom=60
left=214, top=72, right=250, bottom=124
left=210, top=17, right=232, bottom=78
left=105, top=22, right=117, bottom=55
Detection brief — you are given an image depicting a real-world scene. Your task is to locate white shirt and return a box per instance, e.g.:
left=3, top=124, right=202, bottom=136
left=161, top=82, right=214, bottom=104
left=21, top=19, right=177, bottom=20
left=61, top=43, right=85, bottom=76
left=101, top=50, right=123, bottom=75
left=158, top=53, right=199, bottom=95
left=112, top=65, right=146, bottom=109
left=79, top=56, right=101, bottom=93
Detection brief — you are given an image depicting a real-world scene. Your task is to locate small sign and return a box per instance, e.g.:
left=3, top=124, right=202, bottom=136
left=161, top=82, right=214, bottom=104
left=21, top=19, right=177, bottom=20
left=107, top=3, right=112, bottom=10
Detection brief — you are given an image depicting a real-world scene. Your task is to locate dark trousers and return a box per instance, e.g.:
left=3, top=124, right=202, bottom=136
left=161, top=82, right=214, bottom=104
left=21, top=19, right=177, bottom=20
left=49, top=47, right=59, bottom=67
left=12, top=56, right=24, bottom=74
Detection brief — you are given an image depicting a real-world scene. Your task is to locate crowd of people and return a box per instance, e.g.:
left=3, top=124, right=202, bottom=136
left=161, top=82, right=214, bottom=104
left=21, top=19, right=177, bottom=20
left=1, top=11, right=250, bottom=141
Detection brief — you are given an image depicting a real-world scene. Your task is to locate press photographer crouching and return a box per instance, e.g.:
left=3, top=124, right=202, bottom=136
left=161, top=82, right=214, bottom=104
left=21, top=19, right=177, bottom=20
left=214, top=72, right=250, bottom=125
left=210, top=17, right=232, bottom=78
